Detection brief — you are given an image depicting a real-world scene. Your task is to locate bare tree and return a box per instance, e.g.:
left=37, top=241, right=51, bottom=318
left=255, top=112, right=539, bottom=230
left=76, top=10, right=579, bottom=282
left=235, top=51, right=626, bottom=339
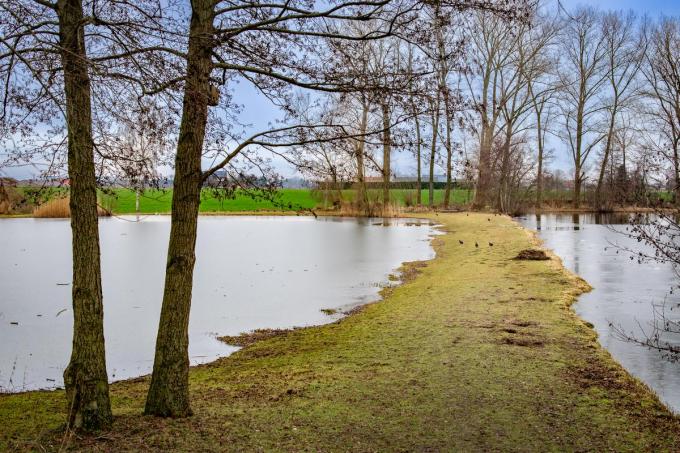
left=101, top=99, right=173, bottom=217
left=523, top=11, right=560, bottom=208
left=464, top=10, right=520, bottom=208
left=641, top=18, right=680, bottom=205
left=594, top=11, right=643, bottom=209
left=556, top=7, right=608, bottom=208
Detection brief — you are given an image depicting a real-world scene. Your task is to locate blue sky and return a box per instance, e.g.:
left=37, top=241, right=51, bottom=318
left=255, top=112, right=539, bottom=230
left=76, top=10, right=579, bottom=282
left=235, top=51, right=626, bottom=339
left=556, top=0, right=680, bottom=16
left=4, top=0, right=680, bottom=181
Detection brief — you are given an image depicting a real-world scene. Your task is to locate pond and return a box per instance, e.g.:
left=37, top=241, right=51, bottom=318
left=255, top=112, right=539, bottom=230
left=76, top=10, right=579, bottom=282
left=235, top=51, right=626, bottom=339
left=0, top=215, right=438, bottom=392
left=518, top=212, right=680, bottom=413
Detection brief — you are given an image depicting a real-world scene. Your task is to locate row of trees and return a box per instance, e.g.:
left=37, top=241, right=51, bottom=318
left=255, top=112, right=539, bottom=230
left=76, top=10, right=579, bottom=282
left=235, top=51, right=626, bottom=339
left=4, top=0, right=679, bottom=433
left=0, top=0, right=528, bottom=431
left=295, top=4, right=680, bottom=213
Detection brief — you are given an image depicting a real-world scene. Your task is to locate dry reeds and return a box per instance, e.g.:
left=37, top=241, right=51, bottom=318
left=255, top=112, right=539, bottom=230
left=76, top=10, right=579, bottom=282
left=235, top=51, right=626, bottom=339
left=33, top=197, right=111, bottom=218
left=337, top=199, right=403, bottom=217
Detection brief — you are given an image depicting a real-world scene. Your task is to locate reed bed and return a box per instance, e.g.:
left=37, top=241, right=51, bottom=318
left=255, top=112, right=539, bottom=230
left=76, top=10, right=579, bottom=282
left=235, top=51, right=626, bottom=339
left=33, top=197, right=111, bottom=218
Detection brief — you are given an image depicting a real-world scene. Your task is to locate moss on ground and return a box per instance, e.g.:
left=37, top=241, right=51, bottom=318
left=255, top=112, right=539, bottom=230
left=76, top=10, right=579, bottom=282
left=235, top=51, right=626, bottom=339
left=2, top=213, right=680, bottom=451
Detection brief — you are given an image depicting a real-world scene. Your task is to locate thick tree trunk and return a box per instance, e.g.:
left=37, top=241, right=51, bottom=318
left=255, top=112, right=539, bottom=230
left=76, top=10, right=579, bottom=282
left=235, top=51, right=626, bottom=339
left=145, top=0, right=214, bottom=417
left=381, top=101, right=391, bottom=206
left=57, top=0, right=112, bottom=431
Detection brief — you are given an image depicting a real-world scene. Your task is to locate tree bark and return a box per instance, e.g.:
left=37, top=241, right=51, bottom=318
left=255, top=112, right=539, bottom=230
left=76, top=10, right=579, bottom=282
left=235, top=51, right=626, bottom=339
left=674, top=142, right=680, bottom=205
left=145, top=0, right=214, bottom=417
left=414, top=113, right=422, bottom=206
left=355, top=98, right=369, bottom=212
left=381, top=101, right=391, bottom=206
left=135, top=188, right=141, bottom=221
left=473, top=124, right=492, bottom=209
left=58, top=0, right=112, bottom=431
left=595, top=98, right=619, bottom=209
left=497, top=124, right=512, bottom=213
left=574, top=93, right=585, bottom=209
left=436, top=5, right=453, bottom=209
left=443, top=100, right=453, bottom=208
left=429, top=97, right=440, bottom=207
left=535, top=110, right=544, bottom=209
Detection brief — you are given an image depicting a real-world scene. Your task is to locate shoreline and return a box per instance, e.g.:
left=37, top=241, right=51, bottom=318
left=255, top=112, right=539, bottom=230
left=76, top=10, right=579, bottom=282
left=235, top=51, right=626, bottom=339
left=1, top=203, right=672, bottom=220
left=0, top=215, right=439, bottom=394
left=2, top=213, right=680, bottom=451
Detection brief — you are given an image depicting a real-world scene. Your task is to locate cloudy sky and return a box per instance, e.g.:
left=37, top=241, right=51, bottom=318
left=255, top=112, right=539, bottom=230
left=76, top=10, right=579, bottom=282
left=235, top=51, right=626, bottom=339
left=3, top=0, right=680, bottom=181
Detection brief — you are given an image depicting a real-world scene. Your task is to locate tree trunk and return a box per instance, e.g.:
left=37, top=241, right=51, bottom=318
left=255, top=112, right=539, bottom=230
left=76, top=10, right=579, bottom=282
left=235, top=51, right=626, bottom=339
left=574, top=163, right=582, bottom=208
left=473, top=125, right=492, bottom=209
left=436, top=5, right=452, bottom=210
left=674, top=142, right=680, bottom=206
left=535, top=114, right=544, bottom=209
left=381, top=101, right=391, bottom=206
left=145, top=0, right=214, bottom=417
left=443, top=98, right=453, bottom=208
left=355, top=99, right=369, bottom=212
left=415, top=113, right=422, bottom=206
left=595, top=104, right=618, bottom=209
left=58, top=0, right=112, bottom=431
left=135, top=188, right=141, bottom=220
left=572, top=75, right=588, bottom=209
left=497, top=124, right=512, bottom=213
left=429, top=98, right=440, bottom=208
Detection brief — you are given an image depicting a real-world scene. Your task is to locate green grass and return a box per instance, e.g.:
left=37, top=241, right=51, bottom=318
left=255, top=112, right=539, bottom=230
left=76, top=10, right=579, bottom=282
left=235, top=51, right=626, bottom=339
left=339, top=188, right=473, bottom=206
left=99, top=188, right=472, bottom=214
left=100, top=188, right=319, bottom=214
left=2, top=213, right=679, bottom=451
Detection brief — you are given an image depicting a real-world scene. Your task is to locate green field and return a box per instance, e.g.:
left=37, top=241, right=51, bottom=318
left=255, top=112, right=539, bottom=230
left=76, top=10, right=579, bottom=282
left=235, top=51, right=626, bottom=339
left=99, top=188, right=473, bottom=214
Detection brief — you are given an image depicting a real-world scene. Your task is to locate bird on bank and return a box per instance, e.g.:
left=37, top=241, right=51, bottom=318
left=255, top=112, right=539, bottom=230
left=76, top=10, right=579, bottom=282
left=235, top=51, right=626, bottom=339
left=489, top=242, right=494, bottom=247
left=475, top=242, right=479, bottom=248
left=459, top=240, right=464, bottom=245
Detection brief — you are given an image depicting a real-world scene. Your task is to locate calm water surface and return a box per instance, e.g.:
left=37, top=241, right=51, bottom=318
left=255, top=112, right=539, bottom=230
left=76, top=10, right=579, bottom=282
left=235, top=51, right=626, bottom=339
left=518, top=213, right=680, bottom=412
left=0, top=216, right=437, bottom=391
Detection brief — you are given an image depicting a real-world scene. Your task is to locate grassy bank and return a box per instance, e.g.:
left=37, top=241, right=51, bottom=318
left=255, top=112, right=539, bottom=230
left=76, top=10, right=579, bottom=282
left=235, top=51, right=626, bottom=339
left=98, top=188, right=471, bottom=214
left=2, top=213, right=679, bottom=451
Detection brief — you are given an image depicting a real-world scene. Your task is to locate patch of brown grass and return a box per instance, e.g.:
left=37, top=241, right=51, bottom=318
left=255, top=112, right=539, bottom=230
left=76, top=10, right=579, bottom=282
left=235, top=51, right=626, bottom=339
left=514, top=249, right=550, bottom=261
left=218, top=328, right=294, bottom=347
left=501, top=335, right=545, bottom=347
left=33, top=197, right=111, bottom=218
left=336, top=199, right=403, bottom=217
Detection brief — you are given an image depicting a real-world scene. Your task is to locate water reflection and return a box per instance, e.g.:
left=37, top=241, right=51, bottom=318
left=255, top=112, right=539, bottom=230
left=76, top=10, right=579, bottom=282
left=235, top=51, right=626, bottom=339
left=0, top=216, right=437, bottom=392
left=519, top=213, right=680, bottom=412
left=518, top=212, right=635, bottom=231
